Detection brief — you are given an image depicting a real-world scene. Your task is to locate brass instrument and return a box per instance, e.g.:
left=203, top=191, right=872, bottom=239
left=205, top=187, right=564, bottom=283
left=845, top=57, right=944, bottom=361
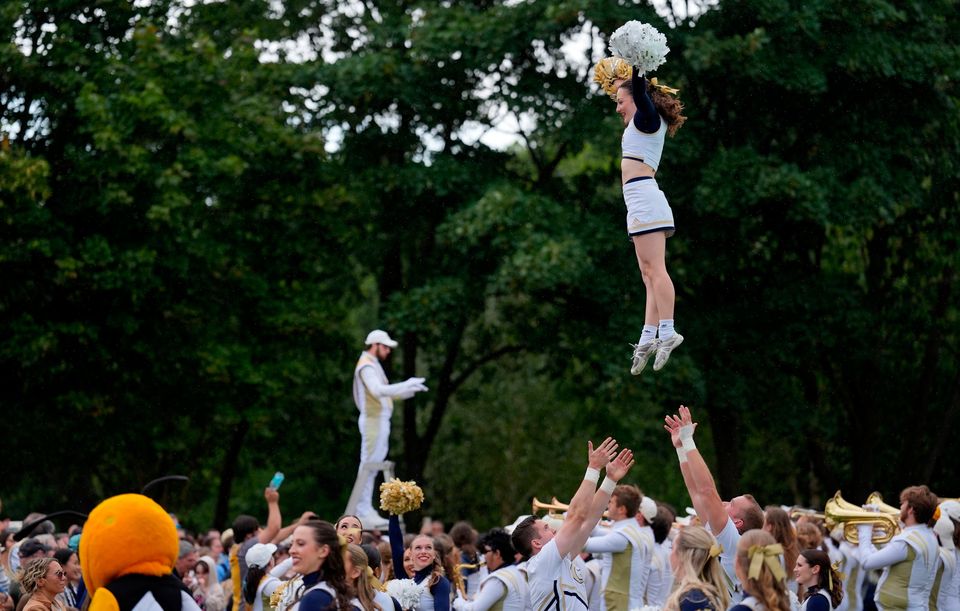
left=531, top=497, right=568, bottom=517
left=824, top=491, right=900, bottom=544
left=452, top=562, right=481, bottom=599
left=789, top=506, right=826, bottom=522
left=531, top=497, right=611, bottom=520
left=865, top=492, right=901, bottom=515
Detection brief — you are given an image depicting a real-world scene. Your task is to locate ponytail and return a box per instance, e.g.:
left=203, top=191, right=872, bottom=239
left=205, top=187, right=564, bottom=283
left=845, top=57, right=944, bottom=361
left=244, top=566, right=267, bottom=605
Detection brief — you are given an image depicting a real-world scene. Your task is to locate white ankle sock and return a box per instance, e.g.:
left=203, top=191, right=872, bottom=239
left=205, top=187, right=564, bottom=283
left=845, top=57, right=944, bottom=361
left=640, top=325, right=657, bottom=344
left=658, top=319, right=675, bottom=340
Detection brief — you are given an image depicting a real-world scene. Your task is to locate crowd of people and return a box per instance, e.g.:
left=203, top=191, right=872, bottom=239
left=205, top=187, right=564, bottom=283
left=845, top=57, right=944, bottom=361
left=1, top=407, right=957, bottom=611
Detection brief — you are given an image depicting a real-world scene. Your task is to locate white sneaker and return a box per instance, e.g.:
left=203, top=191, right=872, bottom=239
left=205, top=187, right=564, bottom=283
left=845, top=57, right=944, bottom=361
left=630, top=341, right=658, bottom=375
left=356, top=512, right=390, bottom=530
left=653, top=334, right=684, bottom=371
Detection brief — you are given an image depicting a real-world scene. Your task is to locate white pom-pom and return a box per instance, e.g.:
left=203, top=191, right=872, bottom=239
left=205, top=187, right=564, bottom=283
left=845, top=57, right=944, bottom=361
left=608, top=21, right=669, bottom=74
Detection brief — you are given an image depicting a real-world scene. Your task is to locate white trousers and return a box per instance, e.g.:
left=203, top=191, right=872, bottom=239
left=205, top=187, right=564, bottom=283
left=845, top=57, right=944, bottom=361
left=354, top=414, right=390, bottom=516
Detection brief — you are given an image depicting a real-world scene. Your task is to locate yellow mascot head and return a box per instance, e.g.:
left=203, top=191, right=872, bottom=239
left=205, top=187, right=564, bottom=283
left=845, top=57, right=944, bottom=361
left=80, top=494, right=179, bottom=594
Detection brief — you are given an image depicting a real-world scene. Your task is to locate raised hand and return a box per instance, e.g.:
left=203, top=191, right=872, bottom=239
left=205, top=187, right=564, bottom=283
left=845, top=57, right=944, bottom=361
left=588, top=437, right=619, bottom=469
left=606, top=448, right=635, bottom=481
left=664, top=405, right=698, bottom=448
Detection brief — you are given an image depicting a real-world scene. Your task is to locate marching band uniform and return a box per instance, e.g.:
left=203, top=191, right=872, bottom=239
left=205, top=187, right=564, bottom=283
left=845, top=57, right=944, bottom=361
left=833, top=539, right=865, bottom=611
left=581, top=518, right=653, bottom=611
left=643, top=539, right=673, bottom=606
left=453, top=566, right=529, bottom=611
left=351, top=331, right=426, bottom=523
left=859, top=523, right=940, bottom=611
left=930, top=546, right=959, bottom=611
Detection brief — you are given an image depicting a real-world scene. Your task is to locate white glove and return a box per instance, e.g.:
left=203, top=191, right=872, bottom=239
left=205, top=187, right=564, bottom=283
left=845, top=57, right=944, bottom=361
left=397, top=377, right=428, bottom=399
left=404, top=377, right=428, bottom=392
left=452, top=597, right=467, bottom=611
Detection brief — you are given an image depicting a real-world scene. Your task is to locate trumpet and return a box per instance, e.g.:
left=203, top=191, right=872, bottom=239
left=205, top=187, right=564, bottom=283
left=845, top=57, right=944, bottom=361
left=531, top=497, right=611, bottom=520
left=865, top=492, right=901, bottom=515
left=531, top=497, right=568, bottom=517
left=789, top=506, right=826, bottom=522
left=824, top=491, right=900, bottom=544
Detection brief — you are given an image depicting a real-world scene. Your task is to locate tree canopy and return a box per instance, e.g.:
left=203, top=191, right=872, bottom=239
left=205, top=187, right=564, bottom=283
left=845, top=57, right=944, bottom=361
left=2, top=0, right=958, bottom=530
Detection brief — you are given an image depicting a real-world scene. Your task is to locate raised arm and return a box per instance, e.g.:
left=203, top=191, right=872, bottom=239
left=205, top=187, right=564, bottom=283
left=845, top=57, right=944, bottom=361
left=631, top=68, right=661, bottom=134
left=258, top=487, right=282, bottom=544
left=388, top=514, right=409, bottom=579
left=271, top=511, right=318, bottom=544
left=665, top=406, right=728, bottom=534
left=568, top=449, right=635, bottom=555
left=553, top=438, right=618, bottom=558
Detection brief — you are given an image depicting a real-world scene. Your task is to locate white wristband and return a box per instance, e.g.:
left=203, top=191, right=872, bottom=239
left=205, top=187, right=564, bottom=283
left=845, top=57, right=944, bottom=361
left=600, top=476, right=617, bottom=494
left=681, top=437, right=696, bottom=453
left=584, top=467, right=600, bottom=483
left=676, top=447, right=688, bottom=463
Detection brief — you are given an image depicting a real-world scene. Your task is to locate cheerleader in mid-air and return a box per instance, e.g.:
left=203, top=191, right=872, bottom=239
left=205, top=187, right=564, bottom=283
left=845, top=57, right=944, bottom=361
left=594, top=22, right=686, bottom=375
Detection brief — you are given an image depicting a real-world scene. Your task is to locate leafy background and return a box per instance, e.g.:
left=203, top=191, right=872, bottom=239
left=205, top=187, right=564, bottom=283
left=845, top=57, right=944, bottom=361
left=2, top=0, right=958, bottom=531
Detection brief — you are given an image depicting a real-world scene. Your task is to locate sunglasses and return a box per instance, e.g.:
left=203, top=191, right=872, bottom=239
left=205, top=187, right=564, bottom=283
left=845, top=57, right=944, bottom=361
left=50, top=570, right=66, bottom=578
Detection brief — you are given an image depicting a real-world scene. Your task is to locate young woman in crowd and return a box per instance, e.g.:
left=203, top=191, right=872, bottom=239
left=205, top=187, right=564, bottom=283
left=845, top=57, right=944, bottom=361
left=663, top=526, right=729, bottom=611
left=389, top=514, right=450, bottom=611
left=794, top=549, right=843, bottom=611
left=18, top=559, right=66, bottom=611
left=730, top=530, right=792, bottom=611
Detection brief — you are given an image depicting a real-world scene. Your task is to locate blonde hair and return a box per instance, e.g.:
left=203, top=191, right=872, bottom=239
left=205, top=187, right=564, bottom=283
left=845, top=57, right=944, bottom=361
left=664, top=526, right=730, bottom=611
left=736, top=530, right=791, bottom=611
left=345, top=544, right=381, bottom=611
left=17, top=558, right=56, bottom=595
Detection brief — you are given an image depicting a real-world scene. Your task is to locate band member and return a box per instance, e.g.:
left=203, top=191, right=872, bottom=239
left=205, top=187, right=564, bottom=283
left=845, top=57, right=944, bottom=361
left=582, top=485, right=654, bottom=611
left=857, top=485, right=939, bottom=611
left=512, top=439, right=635, bottom=611
left=351, top=330, right=428, bottom=527
left=453, top=529, right=528, bottom=611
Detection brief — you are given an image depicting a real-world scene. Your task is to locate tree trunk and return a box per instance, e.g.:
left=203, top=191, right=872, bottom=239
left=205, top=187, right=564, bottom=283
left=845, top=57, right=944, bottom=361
left=213, top=419, right=250, bottom=530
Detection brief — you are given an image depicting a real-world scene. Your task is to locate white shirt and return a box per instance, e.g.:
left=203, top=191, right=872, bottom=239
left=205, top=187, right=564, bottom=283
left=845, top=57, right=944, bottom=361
left=708, top=517, right=742, bottom=603
left=524, top=540, right=589, bottom=611
left=453, top=566, right=529, bottom=611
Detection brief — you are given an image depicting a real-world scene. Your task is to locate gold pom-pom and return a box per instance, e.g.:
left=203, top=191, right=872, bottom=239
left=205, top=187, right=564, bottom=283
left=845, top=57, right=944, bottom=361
left=379, top=479, right=424, bottom=515
left=593, top=57, right=632, bottom=100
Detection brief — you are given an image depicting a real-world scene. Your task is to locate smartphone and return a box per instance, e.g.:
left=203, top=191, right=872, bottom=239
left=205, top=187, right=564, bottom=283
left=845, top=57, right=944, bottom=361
left=268, top=472, right=285, bottom=490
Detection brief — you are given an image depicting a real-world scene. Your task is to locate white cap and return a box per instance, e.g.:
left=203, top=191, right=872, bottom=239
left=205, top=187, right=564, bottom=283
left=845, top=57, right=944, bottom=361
left=640, top=496, right=658, bottom=522
left=245, top=543, right=278, bottom=569
left=365, top=330, right=398, bottom=348
left=504, top=515, right=532, bottom=535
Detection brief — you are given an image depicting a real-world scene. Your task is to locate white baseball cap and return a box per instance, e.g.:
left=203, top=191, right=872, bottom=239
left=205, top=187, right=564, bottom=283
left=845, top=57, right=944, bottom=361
left=365, top=330, right=398, bottom=348
left=640, top=496, right=658, bottom=522
left=245, top=543, right=278, bottom=569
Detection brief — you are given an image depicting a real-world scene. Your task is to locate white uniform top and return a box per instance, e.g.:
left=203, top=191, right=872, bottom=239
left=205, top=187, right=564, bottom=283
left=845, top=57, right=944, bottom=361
left=523, top=539, right=589, bottom=611
left=707, top=517, right=743, bottom=603
left=643, top=540, right=673, bottom=606
left=454, top=566, right=529, bottom=611
left=353, top=352, right=393, bottom=419
left=581, top=519, right=653, bottom=611
left=620, top=115, right=667, bottom=170
left=860, top=524, right=940, bottom=611
left=831, top=540, right=865, bottom=611
left=933, top=548, right=960, bottom=611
